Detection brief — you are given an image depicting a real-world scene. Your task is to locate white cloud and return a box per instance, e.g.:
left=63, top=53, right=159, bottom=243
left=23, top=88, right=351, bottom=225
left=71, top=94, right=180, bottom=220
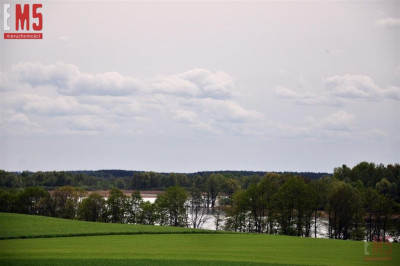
left=375, top=17, right=400, bottom=29
left=304, top=110, right=356, bottom=132
left=12, top=62, right=79, bottom=88
left=1, top=62, right=262, bottom=137
left=9, top=62, right=142, bottom=96
left=76, top=96, right=143, bottom=116
left=6, top=113, right=41, bottom=128
left=177, top=69, right=235, bottom=99
left=68, top=116, right=112, bottom=132
left=319, top=110, right=356, bottom=131
left=275, top=122, right=314, bottom=139
left=273, top=110, right=357, bottom=141
left=199, top=99, right=263, bottom=123
left=274, top=86, right=299, bottom=98
left=274, top=86, right=341, bottom=106
left=151, top=69, right=235, bottom=99
left=171, top=109, right=199, bottom=124
left=325, top=74, right=380, bottom=98
left=16, top=95, right=82, bottom=116
left=151, top=75, right=199, bottom=97
left=326, top=74, right=400, bottom=101
left=0, top=112, right=43, bottom=136
left=380, top=85, right=400, bottom=100
left=5, top=63, right=236, bottom=99
left=275, top=74, right=399, bottom=105
left=7, top=63, right=392, bottom=141
left=69, top=72, right=142, bottom=96
left=267, top=108, right=392, bottom=142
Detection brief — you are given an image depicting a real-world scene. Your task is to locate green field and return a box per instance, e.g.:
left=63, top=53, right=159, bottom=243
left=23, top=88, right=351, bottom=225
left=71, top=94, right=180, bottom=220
left=0, top=213, right=214, bottom=239
left=0, top=213, right=398, bottom=265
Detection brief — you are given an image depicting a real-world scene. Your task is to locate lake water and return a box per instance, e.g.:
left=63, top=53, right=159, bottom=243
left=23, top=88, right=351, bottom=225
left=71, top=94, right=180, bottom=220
left=143, top=197, right=328, bottom=236
left=143, top=197, right=221, bottom=230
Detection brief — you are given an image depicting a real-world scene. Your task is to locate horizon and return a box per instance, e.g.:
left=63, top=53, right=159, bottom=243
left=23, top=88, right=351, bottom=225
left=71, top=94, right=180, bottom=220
left=5, top=168, right=334, bottom=175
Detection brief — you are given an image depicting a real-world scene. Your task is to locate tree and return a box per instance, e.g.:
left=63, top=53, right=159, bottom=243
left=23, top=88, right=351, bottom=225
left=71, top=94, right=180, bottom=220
left=351, top=184, right=365, bottom=241
left=351, top=162, right=377, bottom=187
left=364, top=187, right=379, bottom=241
left=274, top=177, right=307, bottom=236
left=378, top=194, right=394, bottom=242
left=18, top=187, right=50, bottom=215
left=187, top=187, right=208, bottom=229
left=376, top=178, right=395, bottom=197
left=155, top=186, right=187, bottom=227
left=206, top=174, right=223, bottom=208
left=53, top=186, right=82, bottom=219
left=327, top=181, right=357, bottom=240
left=224, top=190, right=248, bottom=232
left=0, top=189, right=19, bottom=213
left=333, top=164, right=352, bottom=183
left=246, top=183, right=266, bottom=233
left=213, top=203, right=224, bottom=231
left=138, top=201, right=158, bottom=225
left=259, top=173, right=282, bottom=234
left=155, top=193, right=170, bottom=226
left=313, top=177, right=333, bottom=238
left=127, top=191, right=143, bottom=224
left=222, top=178, right=240, bottom=205
left=77, top=193, right=106, bottom=222
left=107, top=188, right=127, bottom=223
left=303, top=183, right=318, bottom=237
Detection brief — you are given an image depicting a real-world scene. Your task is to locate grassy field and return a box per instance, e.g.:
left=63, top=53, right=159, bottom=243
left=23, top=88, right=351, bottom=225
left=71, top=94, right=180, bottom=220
left=0, top=213, right=215, bottom=239
left=0, top=213, right=398, bottom=265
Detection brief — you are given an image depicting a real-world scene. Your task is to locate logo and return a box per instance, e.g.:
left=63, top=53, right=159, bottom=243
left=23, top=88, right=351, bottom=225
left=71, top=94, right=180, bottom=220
left=3, top=2, right=43, bottom=39
left=364, top=241, right=392, bottom=261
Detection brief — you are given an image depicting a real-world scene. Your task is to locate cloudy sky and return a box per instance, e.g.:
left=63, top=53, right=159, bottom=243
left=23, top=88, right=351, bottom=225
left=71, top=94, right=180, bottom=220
left=0, top=1, right=399, bottom=173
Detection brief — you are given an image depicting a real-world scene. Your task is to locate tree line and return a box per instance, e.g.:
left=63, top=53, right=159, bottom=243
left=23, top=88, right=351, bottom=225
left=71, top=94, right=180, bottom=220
left=223, top=173, right=399, bottom=242
left=0, top=169, right=329, bottom=191
left=0, top=162, right=399, bottom=242
left=0, top=185, right=193, bottom=227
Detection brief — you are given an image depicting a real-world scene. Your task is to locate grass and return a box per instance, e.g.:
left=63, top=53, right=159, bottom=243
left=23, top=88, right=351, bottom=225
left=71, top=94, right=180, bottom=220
left=1, top=234, right=399, bottom=265
left=0, top=213, right=399, bottom=265
left=0, top=213, right=217, bottom=239
left=0, top=259, right=281, bottom=266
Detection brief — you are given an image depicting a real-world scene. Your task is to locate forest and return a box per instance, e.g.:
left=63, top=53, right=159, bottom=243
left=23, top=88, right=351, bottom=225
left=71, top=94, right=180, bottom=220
left=0, top=169, right=329, bottom=191
left=0, top=161, right=399, bottom=242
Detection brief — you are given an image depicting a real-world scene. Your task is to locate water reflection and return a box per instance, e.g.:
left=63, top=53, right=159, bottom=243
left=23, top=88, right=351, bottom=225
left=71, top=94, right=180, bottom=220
left=143, top=197, right=328, bottom=236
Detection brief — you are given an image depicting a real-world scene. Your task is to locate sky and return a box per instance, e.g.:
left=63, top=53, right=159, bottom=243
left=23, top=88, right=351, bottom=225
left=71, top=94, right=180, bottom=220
left=0, top=0, right=399, bottom=173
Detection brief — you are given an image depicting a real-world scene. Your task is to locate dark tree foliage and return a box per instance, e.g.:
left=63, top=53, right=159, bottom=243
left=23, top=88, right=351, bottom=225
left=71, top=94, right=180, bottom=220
left=107, top=188, right=128, bottom=223
left=18, top=187, right=50, bottom=215
left=77, top=193, right=106, bottom=222
left=327, top=181, right=358, bottom=240
left=0, top=169, right=332, bottom=192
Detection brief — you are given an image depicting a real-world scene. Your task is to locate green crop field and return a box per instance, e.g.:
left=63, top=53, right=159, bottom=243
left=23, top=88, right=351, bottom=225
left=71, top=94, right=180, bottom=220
left=0, top=213, right=398, bottom=265
left=0, top=212, right=216, bottom=239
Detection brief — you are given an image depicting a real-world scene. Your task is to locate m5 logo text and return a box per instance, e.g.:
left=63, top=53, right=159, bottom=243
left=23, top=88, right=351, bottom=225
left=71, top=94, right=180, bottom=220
left=3, top=3, right=43, bottom=39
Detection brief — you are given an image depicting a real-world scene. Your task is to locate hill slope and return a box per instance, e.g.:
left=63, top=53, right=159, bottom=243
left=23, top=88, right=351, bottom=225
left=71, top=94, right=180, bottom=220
left=0, top=213, right=216, bottom=239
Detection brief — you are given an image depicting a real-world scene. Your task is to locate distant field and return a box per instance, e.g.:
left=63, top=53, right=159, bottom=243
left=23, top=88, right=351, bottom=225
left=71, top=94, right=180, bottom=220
left=0, top=213, right=398, bottom=265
